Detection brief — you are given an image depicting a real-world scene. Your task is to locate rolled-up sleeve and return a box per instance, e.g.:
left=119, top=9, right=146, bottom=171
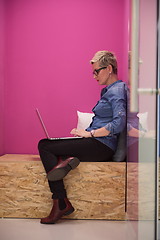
left=104, top=87, right=126, bottom=135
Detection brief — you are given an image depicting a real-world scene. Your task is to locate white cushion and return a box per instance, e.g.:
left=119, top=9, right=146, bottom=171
left=76, top=110, right=148, bottom=132
left=137, top=112, right=148, bottom=131
left=76, top=111, right=94, bottom=129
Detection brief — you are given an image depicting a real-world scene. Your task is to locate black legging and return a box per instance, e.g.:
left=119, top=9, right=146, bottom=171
left=38, top=137, right=114, bottom=199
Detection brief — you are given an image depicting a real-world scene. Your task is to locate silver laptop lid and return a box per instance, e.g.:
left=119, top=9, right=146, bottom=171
left=36, top=108, right=50, bottom=139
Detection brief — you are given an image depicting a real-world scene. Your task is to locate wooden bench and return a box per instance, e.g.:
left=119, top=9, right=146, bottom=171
left=0, top=154, right=126, bottom=220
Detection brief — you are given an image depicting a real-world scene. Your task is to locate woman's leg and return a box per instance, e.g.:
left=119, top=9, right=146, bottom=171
left=38, top=137, right=114, bottom=197
left=38, top=137, right=114, bottom=168
left=38, top=137, right=114, bottom=224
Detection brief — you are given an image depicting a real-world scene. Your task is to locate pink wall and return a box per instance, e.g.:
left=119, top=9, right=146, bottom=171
left=123, top=0, right=130, bottom=81
left=3, top=0, right=129, bottom=154
left=0, top=0, right=5, bottom=156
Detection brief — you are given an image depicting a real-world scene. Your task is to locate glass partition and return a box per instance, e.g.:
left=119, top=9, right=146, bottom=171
left=127, top=0, right=158, bottom=239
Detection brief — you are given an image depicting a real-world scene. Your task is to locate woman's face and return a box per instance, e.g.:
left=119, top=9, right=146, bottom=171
left=92, top=62, right=111, bottom=85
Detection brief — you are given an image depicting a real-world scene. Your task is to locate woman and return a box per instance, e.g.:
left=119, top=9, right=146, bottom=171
left=38, top=50, right=127, bottom=224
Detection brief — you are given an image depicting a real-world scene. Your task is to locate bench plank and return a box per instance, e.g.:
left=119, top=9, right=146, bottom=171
left=0, top=154, right=126, bottom=220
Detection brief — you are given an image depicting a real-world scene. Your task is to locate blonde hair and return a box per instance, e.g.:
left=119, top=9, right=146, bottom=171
left=90, top=50, right=118, bottom=74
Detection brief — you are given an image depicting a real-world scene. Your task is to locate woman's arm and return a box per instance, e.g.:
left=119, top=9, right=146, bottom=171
left=104, top=89, right=126, bottom=135
left=70, top=127, right=110, bottom=138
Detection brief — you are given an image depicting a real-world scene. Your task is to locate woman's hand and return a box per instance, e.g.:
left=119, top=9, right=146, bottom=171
left=71, top=127, right=110, bottom=138
left=70, top=128, right=91, bottom=138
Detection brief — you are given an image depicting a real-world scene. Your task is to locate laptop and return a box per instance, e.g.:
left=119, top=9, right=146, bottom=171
left=36, top=108, right=82, bottom=140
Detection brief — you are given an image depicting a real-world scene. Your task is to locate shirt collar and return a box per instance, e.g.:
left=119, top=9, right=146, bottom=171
left=104, top=80, right=122, bottom=91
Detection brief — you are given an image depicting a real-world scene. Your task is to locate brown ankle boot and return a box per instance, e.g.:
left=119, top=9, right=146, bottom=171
left=47, top=157, right=80, bottom=181
left=40, top=198, right=74, bottom=224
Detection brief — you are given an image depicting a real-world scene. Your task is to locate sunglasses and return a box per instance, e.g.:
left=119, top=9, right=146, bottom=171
left=93, top=67, right=107, bottom=76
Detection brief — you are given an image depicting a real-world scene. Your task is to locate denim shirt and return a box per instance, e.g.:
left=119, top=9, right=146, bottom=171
left=86, top=80, right=127, bottom=151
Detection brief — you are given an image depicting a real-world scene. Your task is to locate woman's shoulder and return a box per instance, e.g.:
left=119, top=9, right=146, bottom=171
left=107, top=81, right=127, bottom=95
left=114, top=80, right=127, bottom=88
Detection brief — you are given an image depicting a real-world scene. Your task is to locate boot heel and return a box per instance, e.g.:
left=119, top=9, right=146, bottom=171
left=64, top=207, right=75, bottom=216
left=68, top=157, right=80, bottom=169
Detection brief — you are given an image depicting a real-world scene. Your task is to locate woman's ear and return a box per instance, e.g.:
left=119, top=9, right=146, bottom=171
left=108, top=65, right=113, bottom=74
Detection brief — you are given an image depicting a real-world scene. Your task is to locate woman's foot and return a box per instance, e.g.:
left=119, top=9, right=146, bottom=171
left=47, top=157, right=80, bottom=181
left=40, top=198, right=74, bottom=224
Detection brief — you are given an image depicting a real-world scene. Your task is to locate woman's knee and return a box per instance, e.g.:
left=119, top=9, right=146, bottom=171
left=38, top=138, right=49, bottom=151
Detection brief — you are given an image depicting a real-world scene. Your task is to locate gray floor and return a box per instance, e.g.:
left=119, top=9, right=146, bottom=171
left=0, top=218, right=158, bottom=240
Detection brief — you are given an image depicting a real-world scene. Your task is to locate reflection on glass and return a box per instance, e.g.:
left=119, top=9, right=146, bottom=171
left=127, top=0, right=157, bottom=239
